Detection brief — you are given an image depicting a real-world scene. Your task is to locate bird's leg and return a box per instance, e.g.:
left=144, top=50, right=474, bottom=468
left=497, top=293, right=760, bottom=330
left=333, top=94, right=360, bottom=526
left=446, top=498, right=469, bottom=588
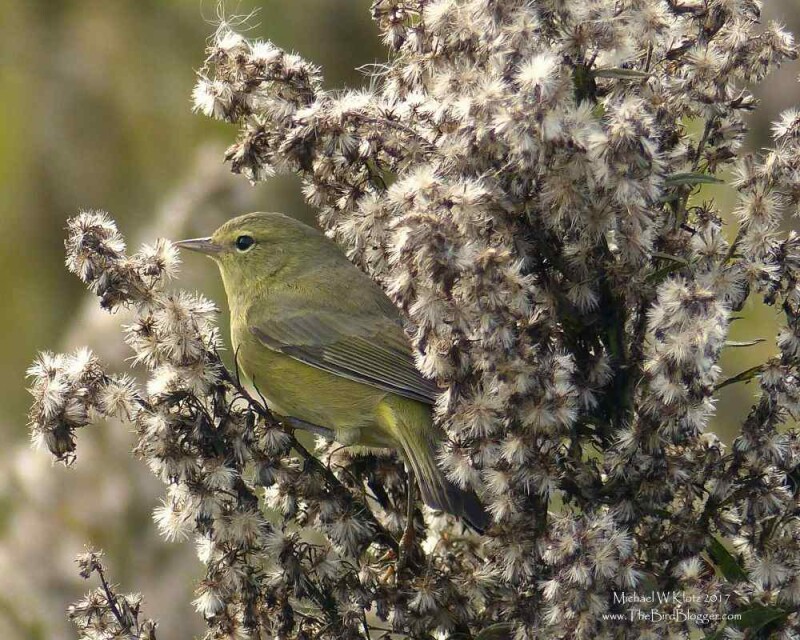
left=397, top=464, right=417, bottom=570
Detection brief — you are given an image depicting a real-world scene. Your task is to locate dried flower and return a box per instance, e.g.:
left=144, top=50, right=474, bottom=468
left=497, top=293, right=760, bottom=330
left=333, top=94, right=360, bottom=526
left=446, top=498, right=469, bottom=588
left=29, top=2, right=800, bottom=638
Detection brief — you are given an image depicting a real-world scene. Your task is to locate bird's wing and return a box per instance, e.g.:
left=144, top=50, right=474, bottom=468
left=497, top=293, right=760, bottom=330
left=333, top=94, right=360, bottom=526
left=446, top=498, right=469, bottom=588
left=249, top=311, right=440, bottom=404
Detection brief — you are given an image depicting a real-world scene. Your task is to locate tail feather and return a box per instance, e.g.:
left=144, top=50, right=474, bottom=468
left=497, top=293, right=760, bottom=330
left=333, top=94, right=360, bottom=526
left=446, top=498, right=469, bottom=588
left=416, top=465, right=489, bottom=533
left=377, top=398, right=489, bottom=533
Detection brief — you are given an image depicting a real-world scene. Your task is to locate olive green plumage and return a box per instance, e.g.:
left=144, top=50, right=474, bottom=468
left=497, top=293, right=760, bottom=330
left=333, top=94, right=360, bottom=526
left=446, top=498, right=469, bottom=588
left=176, top=212, right=488, bottom=531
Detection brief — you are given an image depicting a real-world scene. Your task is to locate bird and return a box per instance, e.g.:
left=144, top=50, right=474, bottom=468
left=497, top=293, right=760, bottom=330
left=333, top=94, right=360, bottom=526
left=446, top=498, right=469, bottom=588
left=175, top=212, right=488, bottom=533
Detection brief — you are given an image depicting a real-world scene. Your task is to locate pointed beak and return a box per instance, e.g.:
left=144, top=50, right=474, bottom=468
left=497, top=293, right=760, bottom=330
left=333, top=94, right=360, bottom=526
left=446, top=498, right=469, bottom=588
left=173, top=237, right=223, bottom=256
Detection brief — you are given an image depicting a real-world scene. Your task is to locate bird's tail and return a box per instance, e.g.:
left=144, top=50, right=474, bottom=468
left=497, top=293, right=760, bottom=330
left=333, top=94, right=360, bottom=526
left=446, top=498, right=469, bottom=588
left=377, top=397, right=489, bottom=533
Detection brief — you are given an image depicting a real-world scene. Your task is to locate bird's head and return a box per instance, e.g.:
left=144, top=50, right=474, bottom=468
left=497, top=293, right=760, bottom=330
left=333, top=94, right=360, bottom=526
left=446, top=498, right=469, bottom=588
left=175, top=211, right=330, bottom=297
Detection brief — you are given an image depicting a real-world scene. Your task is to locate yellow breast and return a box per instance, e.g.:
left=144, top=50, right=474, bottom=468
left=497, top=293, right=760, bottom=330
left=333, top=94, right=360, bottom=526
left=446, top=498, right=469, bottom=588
left=231, top=322, right=394, bottom=447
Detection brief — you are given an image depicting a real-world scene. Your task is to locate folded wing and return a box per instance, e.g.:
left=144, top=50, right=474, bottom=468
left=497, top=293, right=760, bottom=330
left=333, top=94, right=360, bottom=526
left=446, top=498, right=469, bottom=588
left=249, top=311, right=439, bottom=405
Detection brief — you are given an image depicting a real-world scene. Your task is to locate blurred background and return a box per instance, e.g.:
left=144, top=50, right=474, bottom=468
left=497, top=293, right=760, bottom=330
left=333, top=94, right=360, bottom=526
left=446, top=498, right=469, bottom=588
left=0, top=2, right=797, bottom=638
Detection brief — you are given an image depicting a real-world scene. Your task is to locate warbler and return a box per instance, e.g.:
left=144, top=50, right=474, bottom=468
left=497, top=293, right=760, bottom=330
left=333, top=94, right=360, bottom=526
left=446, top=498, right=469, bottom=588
left=175, top=212, right=488, bottom=531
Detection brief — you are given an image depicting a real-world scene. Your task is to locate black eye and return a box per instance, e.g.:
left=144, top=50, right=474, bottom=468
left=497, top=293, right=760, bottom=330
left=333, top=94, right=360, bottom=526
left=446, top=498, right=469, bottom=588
left=235, top=235, right=255, bottom=251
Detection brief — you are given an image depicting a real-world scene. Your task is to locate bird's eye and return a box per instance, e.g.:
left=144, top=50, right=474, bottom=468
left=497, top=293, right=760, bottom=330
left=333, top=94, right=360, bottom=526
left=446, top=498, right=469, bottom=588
left=235, top=235, right=255, bottom=252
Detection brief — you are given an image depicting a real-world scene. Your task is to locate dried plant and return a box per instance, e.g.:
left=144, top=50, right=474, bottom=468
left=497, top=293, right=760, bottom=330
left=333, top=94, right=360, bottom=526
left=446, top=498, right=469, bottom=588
left=27, top=1, right=800, bottom=638
left=69, top=549, right=158, bottom=640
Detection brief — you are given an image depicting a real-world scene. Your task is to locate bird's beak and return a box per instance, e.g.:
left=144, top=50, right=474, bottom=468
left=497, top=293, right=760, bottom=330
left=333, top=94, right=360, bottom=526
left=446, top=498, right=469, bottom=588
left=173, top=237, right=223, bottom=255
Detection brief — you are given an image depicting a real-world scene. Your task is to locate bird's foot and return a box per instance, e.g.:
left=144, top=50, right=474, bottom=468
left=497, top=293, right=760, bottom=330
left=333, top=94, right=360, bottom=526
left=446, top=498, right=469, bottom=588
left=378, top=562, right=395, bottom=585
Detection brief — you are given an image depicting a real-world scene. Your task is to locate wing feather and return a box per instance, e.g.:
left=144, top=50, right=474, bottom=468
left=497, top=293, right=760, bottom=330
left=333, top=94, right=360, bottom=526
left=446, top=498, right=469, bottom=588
left=249, top=312, right=439, bottom=404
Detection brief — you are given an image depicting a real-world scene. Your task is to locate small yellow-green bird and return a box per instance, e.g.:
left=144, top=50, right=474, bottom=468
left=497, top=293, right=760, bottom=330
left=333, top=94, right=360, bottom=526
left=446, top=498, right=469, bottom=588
left=176, top=212, right=487, bottom=531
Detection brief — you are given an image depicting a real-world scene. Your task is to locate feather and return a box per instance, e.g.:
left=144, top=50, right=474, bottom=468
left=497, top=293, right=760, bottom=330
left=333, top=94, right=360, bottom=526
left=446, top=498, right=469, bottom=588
left=249, top=311, right=440, bottom=404
left=377, top=396, right=489, bottom=532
